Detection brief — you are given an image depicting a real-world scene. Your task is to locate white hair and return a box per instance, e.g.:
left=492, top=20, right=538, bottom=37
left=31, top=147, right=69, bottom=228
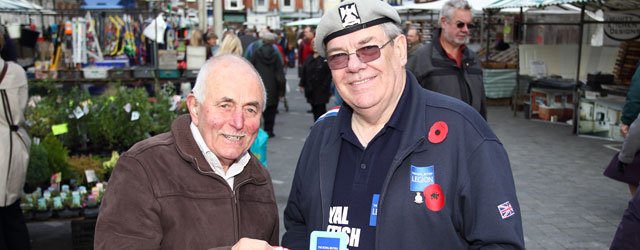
left=439, top=0, right=473, bottom=22
left=192, top=54, right=267, bottom=111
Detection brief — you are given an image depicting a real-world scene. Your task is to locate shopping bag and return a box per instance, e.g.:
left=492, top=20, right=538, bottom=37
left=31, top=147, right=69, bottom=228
left=250, top=128, right=268, bottom=167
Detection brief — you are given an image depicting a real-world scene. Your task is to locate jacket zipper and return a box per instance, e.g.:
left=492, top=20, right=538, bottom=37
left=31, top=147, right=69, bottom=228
left=232, top=178, right=253, bottom=242
left=374, top=137, right=425, bottom=249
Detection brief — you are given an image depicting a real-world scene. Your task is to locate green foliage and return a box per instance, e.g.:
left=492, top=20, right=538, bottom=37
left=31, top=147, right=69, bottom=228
left=41, top=134, right=71, bottom=179
left=67, top=155, right=105, bottom=185
left=26, top=142, right=51, bottom=186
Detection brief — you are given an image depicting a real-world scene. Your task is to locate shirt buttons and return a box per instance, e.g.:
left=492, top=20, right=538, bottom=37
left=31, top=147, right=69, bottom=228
left=360, top=164, right=367, bottom=170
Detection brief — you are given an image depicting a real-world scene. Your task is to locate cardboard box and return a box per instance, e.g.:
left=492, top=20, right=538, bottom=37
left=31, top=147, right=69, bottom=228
left=579, top=101, right=594, bottom=121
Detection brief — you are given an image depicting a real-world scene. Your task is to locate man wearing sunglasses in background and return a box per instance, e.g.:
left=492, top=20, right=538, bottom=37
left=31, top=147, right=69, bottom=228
left=407, top=0, right=487, bottom=119
left=282, top=0, right=523, bottom=248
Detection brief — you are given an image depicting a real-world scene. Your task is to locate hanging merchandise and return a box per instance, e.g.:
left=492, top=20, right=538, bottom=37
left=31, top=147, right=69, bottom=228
left=85, top=12, right=104, bottom=62
left=72, top=17, right=88, bottom=64
left=122, top=15, right=137, bottom=58
left=50, top=22, right=66, bottom=70
left=143, top=13, right=166, bottom=44
left=105, top=15, right=123, bottom=56
left=134, top=14, right=146, bottom=65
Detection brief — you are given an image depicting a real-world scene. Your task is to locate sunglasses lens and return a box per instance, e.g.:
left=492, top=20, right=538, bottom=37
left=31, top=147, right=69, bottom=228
left=456, top=22, right=474, bottom=29
left=356, top=45, right=382, bottom=63
left=327, top=54, right=349, bottom=69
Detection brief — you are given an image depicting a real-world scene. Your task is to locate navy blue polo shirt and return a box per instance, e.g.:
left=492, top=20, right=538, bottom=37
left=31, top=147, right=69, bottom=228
left=327, top=82, right=410, bottom=249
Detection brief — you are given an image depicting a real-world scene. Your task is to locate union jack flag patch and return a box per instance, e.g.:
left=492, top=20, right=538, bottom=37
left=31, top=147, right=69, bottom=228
left=497, top=201, right=515, bottom=219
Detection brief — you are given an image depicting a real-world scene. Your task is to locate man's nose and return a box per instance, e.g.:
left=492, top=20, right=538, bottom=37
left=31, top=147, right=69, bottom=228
left=230, top=110, right=244, bottom=129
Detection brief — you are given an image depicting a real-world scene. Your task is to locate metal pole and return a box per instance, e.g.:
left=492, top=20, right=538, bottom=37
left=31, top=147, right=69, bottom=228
left=198, top=0, right=207, bottom=31
left=214, top=0, right=223, bottom=37
left=573, top=3, right=586, bottom=134
left=310, top=0, right=313, bottom=18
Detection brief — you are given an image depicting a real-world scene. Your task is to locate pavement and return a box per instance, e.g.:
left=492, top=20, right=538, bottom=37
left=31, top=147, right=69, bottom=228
left=28, top=67, right=630, bottom=249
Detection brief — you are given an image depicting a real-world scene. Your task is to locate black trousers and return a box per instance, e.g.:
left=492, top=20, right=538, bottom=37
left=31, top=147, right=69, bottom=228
left=263, top=105, right=278, bottom=135
left=0, top=199, right=30, bottom=250
left=312, top=104, right=327, bottom=122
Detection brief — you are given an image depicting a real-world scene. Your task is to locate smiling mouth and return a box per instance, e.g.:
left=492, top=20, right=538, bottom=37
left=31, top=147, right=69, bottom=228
left=222, top=134, right=245, bottom=141
left=351, top=76, right=374, bottom=85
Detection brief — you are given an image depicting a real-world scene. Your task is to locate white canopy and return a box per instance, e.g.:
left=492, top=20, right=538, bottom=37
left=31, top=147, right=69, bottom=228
left=284, top=17, right=321, bottom=26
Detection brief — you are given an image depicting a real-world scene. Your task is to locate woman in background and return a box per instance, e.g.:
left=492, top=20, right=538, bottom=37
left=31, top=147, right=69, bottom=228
left=215, top=34, right=243, bottom=56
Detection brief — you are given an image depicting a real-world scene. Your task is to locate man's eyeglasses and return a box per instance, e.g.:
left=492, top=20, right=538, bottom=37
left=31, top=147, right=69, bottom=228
left=455, top=21, right=475, bottom=30
left=326, top=39, right=394, bottom=70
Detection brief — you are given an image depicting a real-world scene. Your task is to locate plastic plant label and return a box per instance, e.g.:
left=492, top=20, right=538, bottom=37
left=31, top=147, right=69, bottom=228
left=131, top=111, right=140, bottom=121
left=73, top=106, right=84, bottom=119
left=51, top=123, right=68, bottom=135
left=123, top=103, right=132, bottom=113
left=85, top=169, right=98, bottom=183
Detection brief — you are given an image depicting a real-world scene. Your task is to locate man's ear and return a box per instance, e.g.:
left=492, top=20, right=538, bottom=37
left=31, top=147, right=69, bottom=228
left=186, top=94, right=199, bottom=126
left=395, top=35, right=408, bottom=67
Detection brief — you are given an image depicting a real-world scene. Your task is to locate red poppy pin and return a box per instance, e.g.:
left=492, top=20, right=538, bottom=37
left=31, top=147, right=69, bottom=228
left=424, top=184, right=445, bottom=212
left=428, top=121, right=448, bottom=144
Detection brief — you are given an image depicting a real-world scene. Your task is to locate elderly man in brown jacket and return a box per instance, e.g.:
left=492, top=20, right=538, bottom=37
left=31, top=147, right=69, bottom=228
left=94, top=54, right=279, bottom=250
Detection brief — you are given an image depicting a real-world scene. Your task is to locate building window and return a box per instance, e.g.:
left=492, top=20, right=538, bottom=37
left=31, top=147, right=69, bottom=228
left=255, top=0, right=268, bottom=12
left=225, top=0, right=243, bottom=10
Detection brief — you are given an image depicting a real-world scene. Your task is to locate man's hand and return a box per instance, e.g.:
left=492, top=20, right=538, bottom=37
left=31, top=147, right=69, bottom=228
left=298, top=86, right=304, bottom=93
left=231, top=238, right=273, bottom=250
left=621, top=123, right=630, bottom=138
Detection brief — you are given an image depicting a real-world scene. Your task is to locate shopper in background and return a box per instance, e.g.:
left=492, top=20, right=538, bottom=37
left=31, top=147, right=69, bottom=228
left=249, top=32, right=285, bottom=138
left=0, top=26, right=31, bottom=250
left=190, top=29, right=204, bottom=47
left=494, top=31, right=510, bottom=51
left=621, top=64, right=640, bottom=138
left=205, top=31, right=219, bottom=58
left=215, top=33, right=243, bottom=56
left=297, top=26, right=314, bottom=77
left=605, top=64, right=640, bottom=197
left=407, top=0, right=487, bottom=119
left=282, top=0, right=523, bottom=248
left=609, top=117, right=640, bottom=248
left=298, top=40, right=332, bottom=121
left=94, top=55, right=279, bottom=249
left=285, top=26, right=297, bottom=68
left=406, top=26, right=423, bottom=59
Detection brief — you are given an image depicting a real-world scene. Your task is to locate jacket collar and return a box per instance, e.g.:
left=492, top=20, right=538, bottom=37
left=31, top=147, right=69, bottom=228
left=171, top=114, right=269, bottom=187
left=318, top=71, right=430, bottom=227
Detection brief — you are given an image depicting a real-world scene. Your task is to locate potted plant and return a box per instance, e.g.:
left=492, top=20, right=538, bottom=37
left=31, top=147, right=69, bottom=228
left=33, top=196, right=52, bottom=221
left=25, top=142, right=51, bottom=193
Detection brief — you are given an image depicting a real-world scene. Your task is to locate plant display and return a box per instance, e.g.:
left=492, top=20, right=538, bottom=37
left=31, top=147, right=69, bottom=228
left=41, top=134, right=71, bottom=180
left=26, top=142, right=51, bottom=191
left=67, top=155, right=105, bottom=185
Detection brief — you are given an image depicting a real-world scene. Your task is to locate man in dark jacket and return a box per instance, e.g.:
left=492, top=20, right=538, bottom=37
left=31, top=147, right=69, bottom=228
left=406, top=0, right=487, bottom=119
left=95, top=55, right=279, bottom=249
left=282, top=0, right=524, bottom=249
left=299, top=41, right=332, bottom=121
left=250, top=32, right=285, bottom=137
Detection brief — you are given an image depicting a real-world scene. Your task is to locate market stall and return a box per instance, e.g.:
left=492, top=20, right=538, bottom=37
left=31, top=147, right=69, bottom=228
left=485, top=0, right=640, bottom=140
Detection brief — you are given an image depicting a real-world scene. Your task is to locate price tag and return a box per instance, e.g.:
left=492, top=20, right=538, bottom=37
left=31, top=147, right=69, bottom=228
left=123, top=103, right=132, bottom=113
left=73, top=106, right=85, bottom=119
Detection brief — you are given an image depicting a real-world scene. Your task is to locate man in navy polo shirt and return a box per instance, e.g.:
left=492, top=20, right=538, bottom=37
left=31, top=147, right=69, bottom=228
left=282, top=0, right=524, bottom=249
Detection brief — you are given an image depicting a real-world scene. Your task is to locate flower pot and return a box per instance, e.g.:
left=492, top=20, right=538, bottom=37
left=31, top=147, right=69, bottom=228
left=82, top=206, right=100, bottom=218
left=34, top=210, right=52, bottom=221
left=58, top=208, right=82, bottom=218
left=22, top=211, right=33, bottom=222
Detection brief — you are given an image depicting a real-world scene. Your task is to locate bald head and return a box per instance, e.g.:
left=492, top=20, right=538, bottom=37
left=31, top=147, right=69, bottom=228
left=192, top=54, right=267, bottom=109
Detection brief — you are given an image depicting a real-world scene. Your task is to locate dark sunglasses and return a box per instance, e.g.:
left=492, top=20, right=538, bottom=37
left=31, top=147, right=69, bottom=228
left=455, top=21, right=475, bottom=29
left=326, top=39, right=394, bottom=70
